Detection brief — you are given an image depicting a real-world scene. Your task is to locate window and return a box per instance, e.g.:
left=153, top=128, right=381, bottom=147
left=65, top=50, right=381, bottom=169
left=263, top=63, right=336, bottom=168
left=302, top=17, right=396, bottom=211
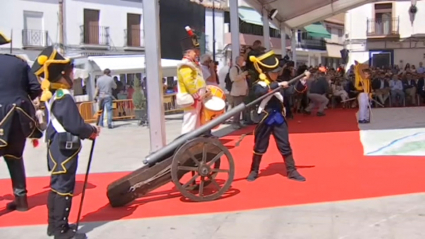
left=127, top=13, right=141, bottom=47
left=373, top=3, right=393, bottom=35
left=83, top=9, right=100, bottom=44
left=23, top=11, right=44, bottom=46
left=337, top=29, right=343, bottom=37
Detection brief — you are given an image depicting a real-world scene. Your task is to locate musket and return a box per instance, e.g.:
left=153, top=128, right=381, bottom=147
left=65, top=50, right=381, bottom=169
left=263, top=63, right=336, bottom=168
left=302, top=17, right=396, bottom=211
left=143, top=72, right=308, bottom=165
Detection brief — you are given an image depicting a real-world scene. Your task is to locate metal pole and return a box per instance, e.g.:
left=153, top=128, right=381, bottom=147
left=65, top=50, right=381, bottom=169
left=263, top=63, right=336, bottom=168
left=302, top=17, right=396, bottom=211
left=9, top=29, right=12, bottom=54
left=229, top=0, right=239, bottom=65
left=142, top=0, right=166, bottom=152
left=58, top=0, right=65, bottom=54
left=262, top=8, right=270, bottom=50
left=212, top=0, right=216, bottom=61
left=280, top=26, right=286, bottom=57
left=291, top=29, right=297, bottom=68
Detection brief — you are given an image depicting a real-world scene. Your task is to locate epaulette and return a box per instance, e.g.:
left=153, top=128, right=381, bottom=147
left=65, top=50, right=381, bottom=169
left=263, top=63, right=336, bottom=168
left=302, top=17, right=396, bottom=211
left=56, top=89, right=66, bottom=99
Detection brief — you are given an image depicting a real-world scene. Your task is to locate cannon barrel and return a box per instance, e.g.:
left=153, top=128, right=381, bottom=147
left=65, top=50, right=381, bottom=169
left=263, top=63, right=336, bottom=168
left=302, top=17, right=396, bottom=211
left=143, top=72, right=307, bottom=165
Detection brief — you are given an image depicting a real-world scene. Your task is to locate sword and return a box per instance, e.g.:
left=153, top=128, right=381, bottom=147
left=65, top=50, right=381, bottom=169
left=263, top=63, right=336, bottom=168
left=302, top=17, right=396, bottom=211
left=75, top=110, right=103, bottom=230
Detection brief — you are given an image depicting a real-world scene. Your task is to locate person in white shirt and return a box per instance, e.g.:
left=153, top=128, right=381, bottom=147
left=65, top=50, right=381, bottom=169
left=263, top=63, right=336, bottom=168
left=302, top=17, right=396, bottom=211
left=229, top=56, right=249, bottom=129
left=417, top=62, right=425, bottom=74
left=331, top=81, right=349, bottom=101
left=389, top=75, right=405, bottom=105
left=200, top=54, right=217, bottom=85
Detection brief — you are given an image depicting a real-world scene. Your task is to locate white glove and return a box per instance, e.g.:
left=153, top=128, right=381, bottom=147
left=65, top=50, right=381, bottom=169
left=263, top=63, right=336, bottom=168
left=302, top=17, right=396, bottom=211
left=279, top=81, right=289, bottom=88
left=35, top=110, right=45, bottom=124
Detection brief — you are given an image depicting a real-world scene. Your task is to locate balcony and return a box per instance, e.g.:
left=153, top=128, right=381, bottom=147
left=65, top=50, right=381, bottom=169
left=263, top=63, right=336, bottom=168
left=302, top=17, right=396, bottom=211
left=366, top=17, right=400, bottom=39
left=123, top=29, right=144, bottom=51
left=22, top=29, right=50, bottom=49
left=297, top=38, right=326, bottom=50
left=79, top=25, right=110, bottom=49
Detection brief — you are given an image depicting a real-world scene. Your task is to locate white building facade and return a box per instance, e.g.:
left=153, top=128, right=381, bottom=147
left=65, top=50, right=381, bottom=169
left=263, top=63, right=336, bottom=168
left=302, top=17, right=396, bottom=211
left=0, top=0, right=144, bottom=60
left=346, top=0, right=425, bottom=68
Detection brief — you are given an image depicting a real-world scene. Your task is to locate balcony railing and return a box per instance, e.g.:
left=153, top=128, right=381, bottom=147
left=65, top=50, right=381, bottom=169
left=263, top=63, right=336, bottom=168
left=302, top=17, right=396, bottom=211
left=80, top=25, right=110, bottom=46
left=366, top=17, right=399, bottom=37
left=297, top=38, right=326, bottom=50
left=22, top=29, right=49, bottom=48
left=124, top=29, right=144, bottom=48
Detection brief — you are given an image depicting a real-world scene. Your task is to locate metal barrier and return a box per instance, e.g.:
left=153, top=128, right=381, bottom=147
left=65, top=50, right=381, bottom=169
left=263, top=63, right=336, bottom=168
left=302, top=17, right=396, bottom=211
left=78, top=94, right=182, bottom=123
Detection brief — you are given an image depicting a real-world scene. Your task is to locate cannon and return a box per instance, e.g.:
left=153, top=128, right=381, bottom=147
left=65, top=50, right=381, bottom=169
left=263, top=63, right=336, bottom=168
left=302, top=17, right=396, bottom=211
left=106, top=73, right=307, bottom=207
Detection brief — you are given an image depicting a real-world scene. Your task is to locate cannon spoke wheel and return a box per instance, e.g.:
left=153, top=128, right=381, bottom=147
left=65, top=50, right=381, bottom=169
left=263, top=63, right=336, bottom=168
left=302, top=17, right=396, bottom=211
left=171, top=137, right=235, bottom=202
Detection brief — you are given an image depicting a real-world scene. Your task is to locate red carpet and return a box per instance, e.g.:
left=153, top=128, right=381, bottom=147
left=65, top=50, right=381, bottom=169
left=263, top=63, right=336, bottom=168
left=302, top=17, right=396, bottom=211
left=1, top=109, right=424, bottom=227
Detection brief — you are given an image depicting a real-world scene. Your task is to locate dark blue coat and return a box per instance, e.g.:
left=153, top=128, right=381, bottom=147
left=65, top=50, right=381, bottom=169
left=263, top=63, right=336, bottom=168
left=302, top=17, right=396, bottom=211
left=0, top=54, right=42, bottom=157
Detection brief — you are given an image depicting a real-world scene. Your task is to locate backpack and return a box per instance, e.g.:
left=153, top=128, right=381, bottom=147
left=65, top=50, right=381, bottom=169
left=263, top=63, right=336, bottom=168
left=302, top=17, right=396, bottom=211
left=225, top=66, right=240, bottom=92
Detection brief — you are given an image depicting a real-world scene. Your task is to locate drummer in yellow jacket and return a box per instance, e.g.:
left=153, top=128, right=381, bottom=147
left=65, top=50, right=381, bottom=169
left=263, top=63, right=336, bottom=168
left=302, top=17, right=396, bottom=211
left=176, top=26, right=210, bottom=134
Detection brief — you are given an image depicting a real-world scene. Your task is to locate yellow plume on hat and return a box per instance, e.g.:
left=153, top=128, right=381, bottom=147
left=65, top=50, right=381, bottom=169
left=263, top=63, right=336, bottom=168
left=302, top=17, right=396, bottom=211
left=249, top=55, right=266, bottom=80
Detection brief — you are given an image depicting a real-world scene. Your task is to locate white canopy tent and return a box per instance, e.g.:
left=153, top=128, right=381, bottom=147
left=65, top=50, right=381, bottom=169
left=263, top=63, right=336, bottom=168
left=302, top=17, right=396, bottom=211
left=244, top=0, right=377, bottom=30
left=87, top=55, right=181, bottom=77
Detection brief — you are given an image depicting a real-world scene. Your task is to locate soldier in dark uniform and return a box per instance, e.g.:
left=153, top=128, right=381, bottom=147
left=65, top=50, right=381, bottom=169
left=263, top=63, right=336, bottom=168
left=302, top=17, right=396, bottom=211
left=0, top=32, right=43, bottom=211
left=32, top=46, right=100, bottom=239
left=247, top=50, right=309, bottom=182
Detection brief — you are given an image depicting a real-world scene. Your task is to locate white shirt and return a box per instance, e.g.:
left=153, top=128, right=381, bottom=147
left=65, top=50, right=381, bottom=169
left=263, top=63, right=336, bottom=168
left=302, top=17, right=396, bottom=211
left=417, top=67, right=425, bottom=74
left=201, top=64, right=217, bottom=86
left=218, top=65, right=230, bottom=92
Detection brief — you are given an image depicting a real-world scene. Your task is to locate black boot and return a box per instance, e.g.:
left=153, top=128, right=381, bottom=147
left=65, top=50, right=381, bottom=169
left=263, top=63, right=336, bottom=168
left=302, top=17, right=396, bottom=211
left=6, top=195, right=28, bottom=211
left=51, top=194, right=86, bottom=239
left=47, top=192, right=78, bottom=236
left=4, top=157, right=28, bottom=211
left=247, top=154, right=262, bottom=182
left=283, top=154, right=306, bottom=182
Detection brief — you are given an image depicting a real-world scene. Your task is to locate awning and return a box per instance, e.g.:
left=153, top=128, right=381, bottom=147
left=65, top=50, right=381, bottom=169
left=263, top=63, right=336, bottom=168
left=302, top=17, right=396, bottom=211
left=244, top=0, right=372, bottom=29
left=238, top=7, right=278, bottom=30
left=87, top=55, right=181, bottom=77
left=326, top=43, right=343, bottom=58
left=304, top=23, right=331, bottom=39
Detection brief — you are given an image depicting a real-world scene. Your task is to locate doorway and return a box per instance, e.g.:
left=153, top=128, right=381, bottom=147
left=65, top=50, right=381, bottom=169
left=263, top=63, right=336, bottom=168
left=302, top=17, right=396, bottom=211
left=23, top=11, right=44, bottom=46
left=370, top=51, right=392, bottom=68
left=83, top=9, right=100, bottom=44
left=126, top=13, right=141, bottom=47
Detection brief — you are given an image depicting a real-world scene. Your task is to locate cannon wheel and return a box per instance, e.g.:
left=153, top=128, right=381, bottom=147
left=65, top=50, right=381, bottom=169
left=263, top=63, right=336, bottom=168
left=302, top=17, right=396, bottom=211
left=171, top=137, right=235, bottom=202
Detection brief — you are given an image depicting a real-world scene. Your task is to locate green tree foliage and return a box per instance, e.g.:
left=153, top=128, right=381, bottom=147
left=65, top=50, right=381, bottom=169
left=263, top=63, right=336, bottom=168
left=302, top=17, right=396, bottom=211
left=132, top=77, right=145, bottom=110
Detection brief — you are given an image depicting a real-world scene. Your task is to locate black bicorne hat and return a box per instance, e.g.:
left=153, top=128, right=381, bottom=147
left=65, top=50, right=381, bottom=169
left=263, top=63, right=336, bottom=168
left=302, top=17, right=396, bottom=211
left=249, top=50, right=281, bottom=80
left=32, top=46, right=71, bottom=82
left=0, top=32, right=11, bottom=46
left=32, top=46, right=73, bottom=102
left=180, top=26, right=200, bottom=52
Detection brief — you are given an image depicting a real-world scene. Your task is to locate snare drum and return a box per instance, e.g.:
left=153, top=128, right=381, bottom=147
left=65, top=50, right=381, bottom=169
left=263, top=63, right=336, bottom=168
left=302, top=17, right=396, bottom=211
left=200, top=85, right=226, bottom=128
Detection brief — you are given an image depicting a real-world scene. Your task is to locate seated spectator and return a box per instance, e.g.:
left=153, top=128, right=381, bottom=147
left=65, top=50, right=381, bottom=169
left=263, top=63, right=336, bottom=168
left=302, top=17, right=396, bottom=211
left=402, top=72, right=417, bottom=105
left=417, top=62, right=425, bottom=74
left=417, top=75, right=424, bottom=103
left=389, top=74, right=405, bottom=106
left=371, top=72, right=390, bottom=105
left=332, top=80, right=349, bottom=101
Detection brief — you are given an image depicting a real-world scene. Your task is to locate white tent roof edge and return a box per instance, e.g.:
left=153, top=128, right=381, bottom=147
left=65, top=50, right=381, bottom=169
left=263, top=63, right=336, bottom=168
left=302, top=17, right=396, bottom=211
left=87, top=55, right=180, bottom=77
left=285, top=0, right=374, bottom=28
left=244, top=0, right=375, bottom=30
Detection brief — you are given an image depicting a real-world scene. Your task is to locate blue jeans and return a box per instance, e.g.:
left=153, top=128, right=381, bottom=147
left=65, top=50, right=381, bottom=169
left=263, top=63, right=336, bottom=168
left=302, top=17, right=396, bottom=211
left=99, top=96, right=113, bottom=127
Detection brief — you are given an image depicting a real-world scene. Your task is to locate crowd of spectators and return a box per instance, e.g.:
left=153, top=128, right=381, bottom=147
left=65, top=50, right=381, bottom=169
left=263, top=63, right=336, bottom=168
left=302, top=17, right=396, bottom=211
left=219, top=40, right=425, bottom=125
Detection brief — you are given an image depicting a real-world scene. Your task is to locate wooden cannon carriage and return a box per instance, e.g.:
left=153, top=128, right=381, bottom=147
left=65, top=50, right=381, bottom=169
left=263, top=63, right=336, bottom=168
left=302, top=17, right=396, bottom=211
left=106, top=73, right=307, bottom=207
